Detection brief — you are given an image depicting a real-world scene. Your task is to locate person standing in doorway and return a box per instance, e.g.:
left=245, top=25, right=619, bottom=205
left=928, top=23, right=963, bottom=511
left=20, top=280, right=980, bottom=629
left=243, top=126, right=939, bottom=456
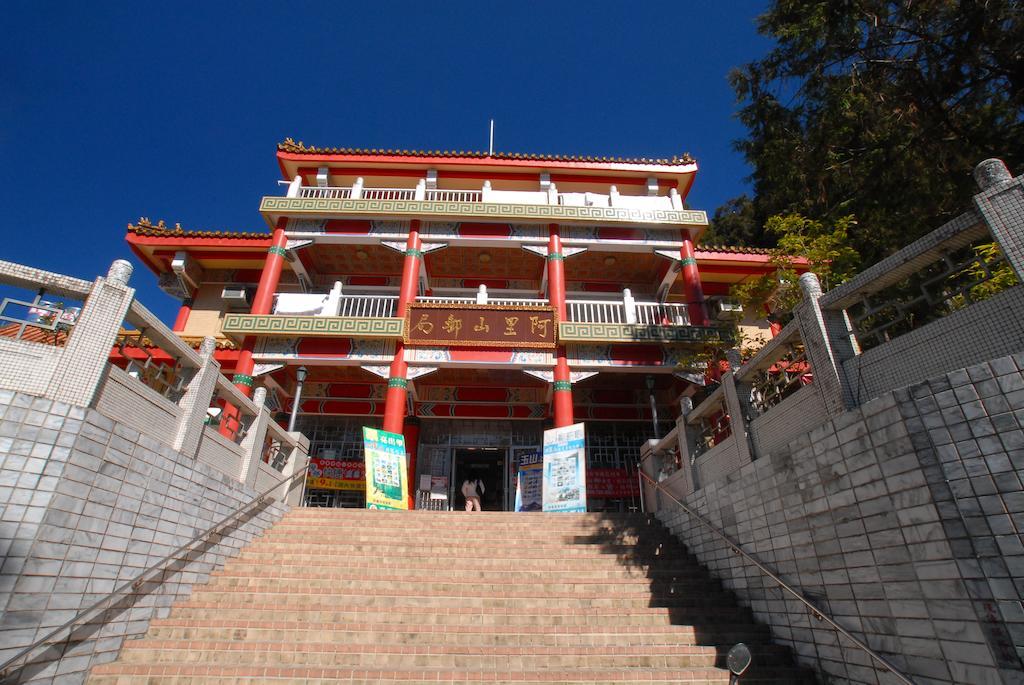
left=461, top=477, right=485, bottom=512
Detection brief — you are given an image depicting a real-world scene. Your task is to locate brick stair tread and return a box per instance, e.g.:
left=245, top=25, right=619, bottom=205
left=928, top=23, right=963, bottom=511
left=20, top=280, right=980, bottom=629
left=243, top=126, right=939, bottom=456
left=169, top=603, right=755, bottom=624
left=145, top=619, right=771, bottom=644
left=87, top=509, right=810, bottom=684
left=89, top=664, right=734, bottom=683
left=205, top=575, right=720, bottom=591
left=213, top=565, right=709, bottom=579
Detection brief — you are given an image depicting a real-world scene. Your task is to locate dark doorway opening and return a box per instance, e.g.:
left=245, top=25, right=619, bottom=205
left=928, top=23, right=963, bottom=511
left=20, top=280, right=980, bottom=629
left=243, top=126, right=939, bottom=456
left=452, top=447, right=505, bottom=511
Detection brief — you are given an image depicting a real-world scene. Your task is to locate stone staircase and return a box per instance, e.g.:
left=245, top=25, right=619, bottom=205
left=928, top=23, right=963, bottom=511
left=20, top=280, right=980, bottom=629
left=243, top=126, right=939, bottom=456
left=88, top=509, right=814, bottom=684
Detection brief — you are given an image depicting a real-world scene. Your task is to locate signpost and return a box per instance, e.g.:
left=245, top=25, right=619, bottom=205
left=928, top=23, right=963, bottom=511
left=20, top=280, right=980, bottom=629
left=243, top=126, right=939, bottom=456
left=362, top=427, right=408, bottom=510
left=542, top=423, right=587, bottom=513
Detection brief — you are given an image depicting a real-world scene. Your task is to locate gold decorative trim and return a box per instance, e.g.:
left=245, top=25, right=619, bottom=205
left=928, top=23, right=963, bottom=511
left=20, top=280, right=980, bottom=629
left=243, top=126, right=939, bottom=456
left=221, top=314, right=403, bottom=339
left=558, top=322, right=730, bottom=344
left=260, top=197, right=707, bottom=228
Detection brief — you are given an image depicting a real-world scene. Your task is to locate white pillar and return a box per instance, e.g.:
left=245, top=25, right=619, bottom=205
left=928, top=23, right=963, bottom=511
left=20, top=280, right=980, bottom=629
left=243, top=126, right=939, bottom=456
left=238, top=387, right=270, bottom=488
left=286, top=175, right=303, bottom=198
left=172, top=337, right=221, bottom=458
left=622, top=288, right=637, bottom=324
left=476, top=284, right=489, bottom=305
left=47, top=260, right=136, bottom=407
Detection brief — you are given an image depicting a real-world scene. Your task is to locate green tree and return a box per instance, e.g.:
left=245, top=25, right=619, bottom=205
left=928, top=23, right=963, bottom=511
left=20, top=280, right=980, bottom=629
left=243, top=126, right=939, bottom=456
left=731, top=213, right=860, bottom=318
left=717, top=1, right=1024, bottom=265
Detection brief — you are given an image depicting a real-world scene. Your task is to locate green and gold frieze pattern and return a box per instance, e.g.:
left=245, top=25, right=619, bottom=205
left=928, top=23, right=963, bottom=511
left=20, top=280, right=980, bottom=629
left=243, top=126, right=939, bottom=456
left=222, top=314, right=404, bottom=339
left=261, top=196, right=708, bottom=228
left=558, top=322, right=731, bottom=344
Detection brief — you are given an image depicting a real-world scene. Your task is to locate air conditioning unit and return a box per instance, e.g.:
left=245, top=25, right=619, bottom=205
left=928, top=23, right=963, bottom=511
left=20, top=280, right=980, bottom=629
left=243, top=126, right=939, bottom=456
left=714, top=300, right=744, bottom=321
left=221, top=286, right=250, bottom=307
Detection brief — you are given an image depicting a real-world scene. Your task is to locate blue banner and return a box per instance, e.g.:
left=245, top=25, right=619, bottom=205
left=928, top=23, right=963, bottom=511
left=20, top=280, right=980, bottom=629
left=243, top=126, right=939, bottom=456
left=542, top=423, right=587, bottom=512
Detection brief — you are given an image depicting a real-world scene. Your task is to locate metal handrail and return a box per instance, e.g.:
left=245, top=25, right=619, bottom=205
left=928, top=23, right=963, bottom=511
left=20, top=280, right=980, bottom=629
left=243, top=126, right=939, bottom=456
left=0, top=463, right=311, bottom=680
left=638, top=470, right=916, bottom=685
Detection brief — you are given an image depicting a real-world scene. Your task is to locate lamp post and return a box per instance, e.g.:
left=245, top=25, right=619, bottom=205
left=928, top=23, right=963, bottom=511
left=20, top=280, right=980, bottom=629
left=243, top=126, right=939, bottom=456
left=646, top=375, right=659, bottom=439
left=288, top=366, right=308, bottom=433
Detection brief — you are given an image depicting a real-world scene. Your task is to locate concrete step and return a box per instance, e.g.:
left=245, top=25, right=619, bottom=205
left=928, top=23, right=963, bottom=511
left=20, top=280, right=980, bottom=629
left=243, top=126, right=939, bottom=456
left=168, top=602, right=758, bottom=626
left=183, top=587, right=740, bottom=610
left=202, top=575, right=723, bottom=595
left=214, top=562, right=711, bottom=581
left=88, top=664, right=735, bottom=684
left=145, top=618, right=774, bottom=646
left=237, top=544, right=688, bottom=559
left=86, top=507, right=811, bottom=685
left=116, top=640, right=723, bottom=669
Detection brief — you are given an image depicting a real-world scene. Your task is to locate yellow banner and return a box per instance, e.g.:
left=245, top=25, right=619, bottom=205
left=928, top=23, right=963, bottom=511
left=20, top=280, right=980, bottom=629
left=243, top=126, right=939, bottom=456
left=363, top=427, right=408, bottom=510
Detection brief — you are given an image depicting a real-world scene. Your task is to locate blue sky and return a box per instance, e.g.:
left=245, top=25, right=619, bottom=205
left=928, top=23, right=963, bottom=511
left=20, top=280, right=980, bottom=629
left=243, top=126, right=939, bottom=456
left=1, top=1, right=772, bottom=323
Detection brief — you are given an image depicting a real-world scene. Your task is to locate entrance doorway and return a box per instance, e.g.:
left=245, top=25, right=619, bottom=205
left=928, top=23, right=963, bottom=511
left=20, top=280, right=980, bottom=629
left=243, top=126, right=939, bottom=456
left=451, top=448, right=505, bottom=511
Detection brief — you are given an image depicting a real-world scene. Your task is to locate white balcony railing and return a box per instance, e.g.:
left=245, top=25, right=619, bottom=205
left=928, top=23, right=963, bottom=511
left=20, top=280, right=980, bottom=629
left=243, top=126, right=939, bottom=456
left=566, top=299, right=690, bottom=326
left=298, top=186, right=353, bottom=200
left=360, top=187, right=416, bottom=201
left=418, top=295, right=549, bottom=308
left=268, top=289, right=690, bottom=326
left=287, top=176, right=686, bottom=210
left=337, top=294, right=398, bottom=318
left=424, top=189, right=484, bottom=203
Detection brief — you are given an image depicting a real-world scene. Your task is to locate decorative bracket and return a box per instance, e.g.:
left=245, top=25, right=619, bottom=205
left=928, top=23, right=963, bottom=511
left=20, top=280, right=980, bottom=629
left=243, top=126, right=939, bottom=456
left=253, top=363, right=283, bottom=377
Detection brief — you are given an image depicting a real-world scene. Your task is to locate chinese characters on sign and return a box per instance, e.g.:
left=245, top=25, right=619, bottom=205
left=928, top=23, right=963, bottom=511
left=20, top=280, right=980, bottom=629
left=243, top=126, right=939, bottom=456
left=306, top=457, right=365, bottom=491
left=405, top=304, right=557, bottom=349
left=362, top=427, right=408, bottom=510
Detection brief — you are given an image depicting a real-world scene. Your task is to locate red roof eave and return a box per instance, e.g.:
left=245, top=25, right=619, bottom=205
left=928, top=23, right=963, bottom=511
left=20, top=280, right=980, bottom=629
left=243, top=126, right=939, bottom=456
left=276, top=151, right=699, bottom=180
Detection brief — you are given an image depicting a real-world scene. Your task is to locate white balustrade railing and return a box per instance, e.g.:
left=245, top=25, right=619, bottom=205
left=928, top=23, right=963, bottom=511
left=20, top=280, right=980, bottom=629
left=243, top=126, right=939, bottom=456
left=565, top=299, right=690, bottom=325
left=418, top=296, right=548, bottom=307
left=360, top=187, right=416, bottom=201
left=299, top=186, right=353, bottom=200
left=288, top=180, right=682, bottom=210
left=635, top=302, right=690, bottom=326
left=424, top=189, right=483, bottom=202
left=566, top=299, right=627, bottom=323
left=337, top=295, right=399, bottom=317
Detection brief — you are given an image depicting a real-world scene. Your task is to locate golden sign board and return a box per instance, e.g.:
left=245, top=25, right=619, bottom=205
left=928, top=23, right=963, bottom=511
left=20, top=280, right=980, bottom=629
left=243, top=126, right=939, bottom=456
left=404, top=303, right=558, bottom=349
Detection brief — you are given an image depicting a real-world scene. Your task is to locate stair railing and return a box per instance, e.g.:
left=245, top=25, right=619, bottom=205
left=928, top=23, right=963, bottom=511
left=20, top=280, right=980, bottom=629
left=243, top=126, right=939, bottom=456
left=0, top=463, right=311, bottom=681
left=638, top=471, right=917, bottom=685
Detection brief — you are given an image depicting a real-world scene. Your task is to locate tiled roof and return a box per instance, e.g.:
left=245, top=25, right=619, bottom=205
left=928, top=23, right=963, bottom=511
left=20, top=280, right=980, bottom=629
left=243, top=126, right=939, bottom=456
left=697, top=244, right=775, bottom=255
left=0, top=323, right=69, bottom=346
left=127, top=218, right=271, bottom=240
left=278, top=138, right=697, bottom=167
left=115, top=331, right=239, bottom=351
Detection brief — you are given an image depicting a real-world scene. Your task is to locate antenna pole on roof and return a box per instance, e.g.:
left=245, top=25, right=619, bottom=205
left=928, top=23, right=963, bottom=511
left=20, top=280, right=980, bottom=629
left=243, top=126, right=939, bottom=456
left=488, top=119, right=494, bottom=156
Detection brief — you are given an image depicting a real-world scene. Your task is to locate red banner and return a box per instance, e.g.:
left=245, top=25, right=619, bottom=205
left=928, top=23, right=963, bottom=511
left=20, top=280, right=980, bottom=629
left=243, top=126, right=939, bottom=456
left=307, top=457, right=365, bottom=491
left=586, top=468, right=640, bottom=498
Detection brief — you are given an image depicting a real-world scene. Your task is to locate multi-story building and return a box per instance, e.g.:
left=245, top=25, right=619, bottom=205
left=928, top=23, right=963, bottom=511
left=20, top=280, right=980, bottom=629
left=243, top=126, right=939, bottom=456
left=127, top=139, right=782, bottom=510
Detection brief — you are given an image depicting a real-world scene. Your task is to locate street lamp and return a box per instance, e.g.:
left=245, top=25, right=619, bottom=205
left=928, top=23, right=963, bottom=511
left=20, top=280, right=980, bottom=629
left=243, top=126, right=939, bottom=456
left=287, top=366, right=308, bottom=432
left=645, top=375, right=659, bottom=439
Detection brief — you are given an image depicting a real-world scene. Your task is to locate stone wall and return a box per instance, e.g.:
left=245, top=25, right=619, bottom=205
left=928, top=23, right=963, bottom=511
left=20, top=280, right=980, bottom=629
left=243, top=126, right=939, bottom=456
left=0, top=390, right=289, bottom=685
left=657, top=352, right=1024, bottom=685
left=841, top=286, right=1024, bottom=405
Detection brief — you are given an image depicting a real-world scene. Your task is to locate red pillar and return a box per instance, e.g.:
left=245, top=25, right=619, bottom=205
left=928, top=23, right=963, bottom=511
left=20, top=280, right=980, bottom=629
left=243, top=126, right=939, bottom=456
left=382, top=221, right=422, bottom=434
left=232, top=219, right=290, bottom=396
left=404, top=419, right=420, bottom=509
left=220, top=220, right=289, bottom=439
left=172, top=291, right=195, bottom=332
left=679, top=230, right=708, bottom=327
left=548, top=224, right=574, bottom=428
